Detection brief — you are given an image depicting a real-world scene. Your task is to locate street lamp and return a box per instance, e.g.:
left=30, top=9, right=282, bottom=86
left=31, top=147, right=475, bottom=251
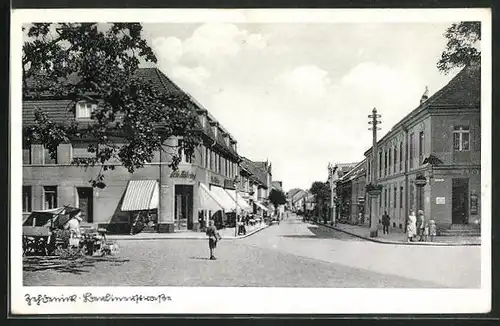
left=233, top=175, right=240, bottom=237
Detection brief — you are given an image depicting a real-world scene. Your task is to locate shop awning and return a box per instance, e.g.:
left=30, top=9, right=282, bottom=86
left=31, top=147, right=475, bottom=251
left=121, top=180, right=159, bottom=211
left=210, top=185, right=238, bottom=212
left=225, top=189, right=252, bottom=212
left=254, top=201, right=269, bottom=211
left=199, top=183, right=232, bottom=211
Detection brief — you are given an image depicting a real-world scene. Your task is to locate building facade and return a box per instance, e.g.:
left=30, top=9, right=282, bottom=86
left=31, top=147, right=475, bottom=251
left=22, top=67, right=253, bottom=233
left=364, top=63, right=481, bottom=233
left=336, top=160, right=367, bottom=224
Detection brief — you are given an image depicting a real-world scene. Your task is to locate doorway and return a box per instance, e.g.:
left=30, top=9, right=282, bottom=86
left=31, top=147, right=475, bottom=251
left=452, top=178, right=469, bottom=224
left=77, top=187, right=93, bottom=223
left=174, top=185, right=193, bottom=230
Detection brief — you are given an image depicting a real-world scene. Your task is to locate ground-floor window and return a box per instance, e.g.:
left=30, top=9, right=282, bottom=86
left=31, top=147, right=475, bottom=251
left=23, top=186, right=32, bottom=212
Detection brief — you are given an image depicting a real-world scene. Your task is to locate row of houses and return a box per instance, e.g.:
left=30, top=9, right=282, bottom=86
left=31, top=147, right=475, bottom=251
left=329, top=63, right=481, bottom=234
left=22, top=67, right=277, bottom=233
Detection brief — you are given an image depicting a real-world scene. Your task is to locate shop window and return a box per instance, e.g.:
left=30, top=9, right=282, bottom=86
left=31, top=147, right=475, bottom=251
left=453, top=126, right=470, bottom=151
left=43, top=186, right=58, bottom=209
left=76, top=101, right=96, bottom=120
left=23, top=186, right=32, bottom=212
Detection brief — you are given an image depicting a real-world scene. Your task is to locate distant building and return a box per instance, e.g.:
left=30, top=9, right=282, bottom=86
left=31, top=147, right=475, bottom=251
left=335, top=159, right=367, bottom=224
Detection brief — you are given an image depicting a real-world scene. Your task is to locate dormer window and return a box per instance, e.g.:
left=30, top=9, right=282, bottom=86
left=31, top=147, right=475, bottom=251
left=76, top=101, right=96, bottom=119
left=199, top=112, right=206, bottom=128
left=213, top=126, right=218, bottom=138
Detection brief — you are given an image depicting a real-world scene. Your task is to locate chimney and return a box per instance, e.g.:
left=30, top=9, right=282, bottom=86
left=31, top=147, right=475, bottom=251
left=420, top=86, right=429, bottom=104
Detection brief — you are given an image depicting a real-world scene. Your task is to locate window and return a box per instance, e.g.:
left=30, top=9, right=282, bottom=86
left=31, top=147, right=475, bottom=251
left=43, top=186, right=57, bottom=209
left=367, top=161, right=371, bottom=182
left=200, top=115, right=206, bottom=128
left=388, top=149, right=392, bottom=175
left=384, top=151, right=387, bottom=176
left=23, top=186, right=32, bottom=212
left=394, top=187, right=397, bottom=208
left=384, top=188, right=388, bottom=207
left=409, top=133, right=414, bottom=169
left=419, top=131, right=424, bottom=164
left=400, top=186, right=404, bottom=208
left=178, top=139, right=192, bottom=163
left=409, top=185, right=415, bottom=212
left=393, top=147, right=397, bottom=174
left=453, top=126, right=470, bottom=151
left=399, top=142, right=403, bottom=171
left=379, top=151, right=382, bottom=178
left=209, top=150, right=214, bottom=170
left=44, top=146, right=57, bottom=164
left=23, top=141, right=31, bottom=164
left=205, top=147, right=209, bottom=168
left=76, top=101, right=96, bottom=119
left=72, top=142, right=97, bottom=158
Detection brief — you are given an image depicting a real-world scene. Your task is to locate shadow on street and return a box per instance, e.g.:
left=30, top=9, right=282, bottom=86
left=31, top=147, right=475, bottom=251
left=23, top=255, right=130, bottom=275
left=280, top=225, right=362, bottom=241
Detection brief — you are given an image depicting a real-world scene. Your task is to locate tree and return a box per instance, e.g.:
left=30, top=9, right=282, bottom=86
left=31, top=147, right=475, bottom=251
left=310, top=181, right=331, bottom=222
left=268, top=188, right=287, bottom=212
left=22, top=23, right=201, bottom=188
left=437, top=21, right=481, bottom=74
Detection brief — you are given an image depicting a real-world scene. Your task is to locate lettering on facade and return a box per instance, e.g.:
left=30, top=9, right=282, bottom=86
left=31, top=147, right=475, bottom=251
left=436, top=197, right=446, bottom=205
left=434, top=178, right=444, bottom=182
left=224, top=179, right=236, bottom=190
left=210, top=176, right=221, bottom=185
left=170, top=170, right=196, bottom=180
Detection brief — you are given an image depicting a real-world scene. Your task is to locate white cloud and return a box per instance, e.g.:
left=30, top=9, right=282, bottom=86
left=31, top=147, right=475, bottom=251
left=171, top=66, right=211, bottom=89
left=274, top=65, right=332, bottom=99
left=152, top=36, right=183, bottom=63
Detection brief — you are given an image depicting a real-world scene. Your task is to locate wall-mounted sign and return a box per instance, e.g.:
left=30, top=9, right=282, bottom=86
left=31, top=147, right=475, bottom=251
left=170, top=170, right=196, bottom=180
left=436, top=197, right=445, bottom=205
left=210, top=176, right=221, bottom=185
left=470, top=194, right=478, bottom=215
left=434, top=178, right=444, bottom=182
left=224, top=179, right=236, bottom=190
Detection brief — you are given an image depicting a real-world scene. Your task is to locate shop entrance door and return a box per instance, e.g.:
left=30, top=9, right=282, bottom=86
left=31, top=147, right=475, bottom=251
left=452, top=178, right=469, bottom=224
left=174, top=185, right=193, bottom=230
left=77, top=187, right=93, bottom=223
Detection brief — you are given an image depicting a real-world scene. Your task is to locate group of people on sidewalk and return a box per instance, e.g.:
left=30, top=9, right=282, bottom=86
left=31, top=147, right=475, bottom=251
left=382, top=210, right=437, bottom=242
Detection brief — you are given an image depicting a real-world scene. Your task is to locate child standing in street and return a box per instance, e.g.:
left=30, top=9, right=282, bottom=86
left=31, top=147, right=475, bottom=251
left=429, top=220, right=437, bottom=242
left=206, top=220, right=221, bottom=260
left=423, top=222, right=430, bottom=242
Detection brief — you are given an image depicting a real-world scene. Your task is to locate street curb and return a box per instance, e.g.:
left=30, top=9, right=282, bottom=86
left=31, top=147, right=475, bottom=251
left=313, top=222, right=481, bottom=247
left=106, top=224, right=270, bottom=241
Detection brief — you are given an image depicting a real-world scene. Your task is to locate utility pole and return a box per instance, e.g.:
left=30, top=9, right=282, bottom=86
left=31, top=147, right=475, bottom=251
left=328, top=162, right=336, bottom=226
left=368, top=108, right=382, bottom=237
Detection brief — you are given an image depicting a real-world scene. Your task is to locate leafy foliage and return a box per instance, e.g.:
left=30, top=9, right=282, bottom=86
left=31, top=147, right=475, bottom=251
left=23, top=23, right=202, bottom=188
left=268, top=188, right=287, bottom=209
left=437, top=22, right=481, bottom=74
left=309, top=181, right=330, bottom=203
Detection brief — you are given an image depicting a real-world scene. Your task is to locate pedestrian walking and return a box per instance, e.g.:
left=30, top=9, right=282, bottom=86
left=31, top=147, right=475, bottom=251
left=206, top=220, right=221, bottom=260
left=407, top=210, right=417, bottom=242
left=382, top=211, right=390, bottom=234
left=429, top=219, right=437, bottom=242
left=417, top=210, right=425, bottom=241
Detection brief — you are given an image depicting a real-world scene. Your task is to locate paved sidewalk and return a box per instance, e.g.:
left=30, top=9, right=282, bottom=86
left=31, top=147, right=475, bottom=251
left=106, top=222, right=269, bottom=241
left=314, top=221, right=481, bottom=246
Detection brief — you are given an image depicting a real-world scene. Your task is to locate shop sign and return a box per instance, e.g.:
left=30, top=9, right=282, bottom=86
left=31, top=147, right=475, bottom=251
left=210, top=176, right=222, bottom=185
left=470, top=194, right=478, bottom=215
left=436, top=197, right=445, bottom=205
left=224, top=179, right=236, bottom=190
left=170, top=170, right=196, bottom=180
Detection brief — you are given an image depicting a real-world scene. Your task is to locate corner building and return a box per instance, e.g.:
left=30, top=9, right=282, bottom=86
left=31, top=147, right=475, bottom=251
left=22, top=68, right=247, bottom=233
left=364, top=64, right=481, bottom=233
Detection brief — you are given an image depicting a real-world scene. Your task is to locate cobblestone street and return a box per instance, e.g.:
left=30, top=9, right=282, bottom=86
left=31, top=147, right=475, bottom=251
left=23, top=215, right=481, bottom=288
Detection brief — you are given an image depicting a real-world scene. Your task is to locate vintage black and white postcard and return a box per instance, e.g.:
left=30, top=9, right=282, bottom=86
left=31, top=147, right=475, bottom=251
left=10, top=8, right=492, bottom=315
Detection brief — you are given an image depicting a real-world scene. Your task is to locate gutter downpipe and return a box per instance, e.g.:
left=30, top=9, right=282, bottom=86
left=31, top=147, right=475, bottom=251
left=403, top=126, right=409, bottom=234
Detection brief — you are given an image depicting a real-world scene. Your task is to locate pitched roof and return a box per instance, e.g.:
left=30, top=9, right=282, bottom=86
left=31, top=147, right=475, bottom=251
left=287, top=188, right=302, bottom=198
left=23, top=67, right=240, bottom=158
left=364, top=63, right=480, bottom=155
left=241, top=157, right=269, bottom=187
left=338, top=159, right=366, bottom=183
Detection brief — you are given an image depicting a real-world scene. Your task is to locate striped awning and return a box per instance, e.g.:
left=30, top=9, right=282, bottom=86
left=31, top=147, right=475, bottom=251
left=199, top=183, right=232, bottom=211
left=211, top=185, right=239, bottom=212
left=225, top=189, right=252, bottom=212
left=254, top=201, right=269, bottom=211
left=121, top=180, right=159, bottom=211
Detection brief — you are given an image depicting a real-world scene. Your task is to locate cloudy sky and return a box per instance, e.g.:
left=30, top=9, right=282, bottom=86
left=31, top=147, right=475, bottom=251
left=138, top=22, right=458, bottom=191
